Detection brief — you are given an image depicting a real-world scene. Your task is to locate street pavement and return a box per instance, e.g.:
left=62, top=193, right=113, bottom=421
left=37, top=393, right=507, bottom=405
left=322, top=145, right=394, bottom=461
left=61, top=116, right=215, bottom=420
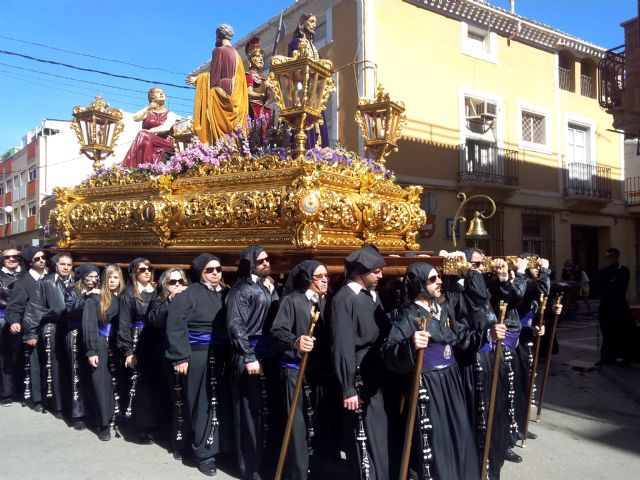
left=1, top=303, right=639, bottom=479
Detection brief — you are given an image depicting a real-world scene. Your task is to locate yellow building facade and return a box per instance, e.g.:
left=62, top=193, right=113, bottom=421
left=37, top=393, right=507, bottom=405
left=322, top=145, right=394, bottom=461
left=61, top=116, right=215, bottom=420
left=235, top=0, right=633, bottom=296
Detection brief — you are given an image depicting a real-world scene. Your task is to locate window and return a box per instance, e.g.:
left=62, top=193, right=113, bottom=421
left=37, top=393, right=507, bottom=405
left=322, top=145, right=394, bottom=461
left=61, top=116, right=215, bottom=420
left=28, top=201, right=37, bottom=217
left=5, top=178, right=12, bottom=193
left=522, top=210, right=554, bottom=261
left=567, top=124, right=590, bottom=164
left=5, top=213, right=11, bottom=224
left=462, top=23, right=497, bottom=63
left=465, top=96, right=498, bottom=139
left=28, top=165, right=37, bottom=182
left=558, top=52, right=574, bottom=92
left=522, top=112, right=546, bottom=145
left=0, top=184, right=3, bottom=195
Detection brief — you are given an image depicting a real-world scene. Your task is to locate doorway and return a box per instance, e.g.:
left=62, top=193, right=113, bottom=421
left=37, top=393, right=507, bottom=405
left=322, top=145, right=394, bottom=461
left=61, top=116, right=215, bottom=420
left=570, top=225, right=599, bottom=279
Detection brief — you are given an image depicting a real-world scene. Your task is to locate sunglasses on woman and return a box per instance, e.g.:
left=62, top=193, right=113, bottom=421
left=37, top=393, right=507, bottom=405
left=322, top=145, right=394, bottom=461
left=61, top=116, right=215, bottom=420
left=3, top=255, right=19, bottom=260
left=168, top=279, right=186, bottom=286
left=204, top=266, right=223, bottom=274
left=136, top=266, right=153, bottom=273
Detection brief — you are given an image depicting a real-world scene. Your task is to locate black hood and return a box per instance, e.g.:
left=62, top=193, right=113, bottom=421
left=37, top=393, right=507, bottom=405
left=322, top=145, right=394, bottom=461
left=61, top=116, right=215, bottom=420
left=236, top=245, right=266, bottom=281
left=283, top=260, right=323, bottom=297
left=190, top=253, right=221, bottom=281
left=75, top=263, right=100, bottom=279
left=344, top=244, right=385, bottom=280
left=402, top=262, right=437, bottom=302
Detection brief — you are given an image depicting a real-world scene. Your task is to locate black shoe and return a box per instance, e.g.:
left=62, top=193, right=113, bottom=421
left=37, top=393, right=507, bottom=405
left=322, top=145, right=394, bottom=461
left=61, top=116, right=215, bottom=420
left=173, top=451, right=182, bottom=461
left=98, top=427, right=111, bottom=441
left=73, top=419, right=86, bottom=431
left=32, top=402, right=43, bottom=413
left=52, top=410, right=64, bottom=420
left=198, top=459, right=217, bottom=476
left=527, top=431, right=537, bottom=440
left=1, top=397, right=12, bottom=407
left=505, top=448, right=522, bottom=463
left=137, top=432, right=154, bottom=445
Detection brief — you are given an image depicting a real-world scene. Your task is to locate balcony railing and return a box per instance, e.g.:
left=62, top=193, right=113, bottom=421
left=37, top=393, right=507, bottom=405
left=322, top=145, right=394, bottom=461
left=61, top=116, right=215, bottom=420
left=564, top=162, right=611, bottom=199
left=598, top=45, right=625, bottom=109
left=625, top=176, right=640, bottom=205
left=559, top=67, right=573, bottom=92
left=458, top=139, right=519, bottom=187
left=580, top=74, right=596, bottom=98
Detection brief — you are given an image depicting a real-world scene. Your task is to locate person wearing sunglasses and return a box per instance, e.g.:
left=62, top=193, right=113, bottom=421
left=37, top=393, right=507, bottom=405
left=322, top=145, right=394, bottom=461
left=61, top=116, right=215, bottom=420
left=5, top=247, right=49, bottom=412
left=226, top=245, right=280, bottom=480
left=0, top=247, right=24, bottom=406
left=166, top=254, right=232, bottom=476
left=82, top=264, right=125, bottom=441
left=330, top=244, right=393, bottom=480
left=147, top=266, right=189, bottom=459
left=270, top=260, right=331, bottom=480
left=117, top=257, right=158, bottom=445
left=39, top=251, right=75, bottom=420
left=62, top=263, right=101, bottom=430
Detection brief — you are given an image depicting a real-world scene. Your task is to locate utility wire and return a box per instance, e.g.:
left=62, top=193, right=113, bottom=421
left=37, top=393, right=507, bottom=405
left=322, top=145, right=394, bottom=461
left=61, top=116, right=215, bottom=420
left=0, top=34, right=189, bottom=76
left=0, top=49, right=193, bottom=90
left=0, top=62, right=193, bottom=102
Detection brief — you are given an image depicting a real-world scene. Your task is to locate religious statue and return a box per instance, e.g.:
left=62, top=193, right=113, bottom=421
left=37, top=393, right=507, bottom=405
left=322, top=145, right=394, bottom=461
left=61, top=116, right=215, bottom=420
left=122, top=87, right=177, bottom=168
left=244, top=37, right=272, bottom=121
left=191, top=24, right=248, bottom=145
left=288, top=13, right=329, bottom=148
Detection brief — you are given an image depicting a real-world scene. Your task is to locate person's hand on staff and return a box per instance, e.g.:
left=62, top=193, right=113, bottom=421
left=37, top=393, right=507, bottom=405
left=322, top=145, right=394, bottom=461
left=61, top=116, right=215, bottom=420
left=413, top=330, right=431, bottom=350
left=294, top=335, right=315, bottom=352
left=553, top=303, right=563, bottom=316
left=490, top=323, right=507, bottom=341
left=534, top=325, right=546, bottom=337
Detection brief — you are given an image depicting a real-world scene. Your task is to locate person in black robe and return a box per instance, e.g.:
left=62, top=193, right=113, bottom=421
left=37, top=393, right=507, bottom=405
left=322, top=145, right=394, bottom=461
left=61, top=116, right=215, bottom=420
left=166, top=254, right=234, bottom=476
left=0, top=246, right=25, bottom=406
left=117, top=257, right=158, bottom=444
left=64, top=263, right=101, bottom=430
left=147, top=266, right=189, bottom=459
left=227, top=245, right=280, bottom=480
left=382, top=262, right=502, bottom=480
left=270, top=260, right=331, bottom=480
left=331, top=244, right=394, bottom=480
left=5, top=247, right=49, bottom=412
left=83, top=264, right=125, bottom=441
left=40, top=251, right=75, bottom=418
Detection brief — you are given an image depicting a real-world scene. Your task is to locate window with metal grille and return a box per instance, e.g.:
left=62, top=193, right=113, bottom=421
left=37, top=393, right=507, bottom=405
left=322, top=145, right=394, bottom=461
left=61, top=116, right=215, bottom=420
left=521, top=210, right=555, bottom=262
left=522, top=111, right=546, bottom=145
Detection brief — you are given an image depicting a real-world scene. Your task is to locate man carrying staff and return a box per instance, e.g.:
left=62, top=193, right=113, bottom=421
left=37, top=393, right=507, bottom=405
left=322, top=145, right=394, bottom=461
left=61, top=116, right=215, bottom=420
left=0, top=246, right=24, bottom=406
left=166, top=253, right=231, bottom=476
left=227, top=245, right=279, bottom=480
left=331, top=244, right=393, bottom=480
left=271, top=260, right=331, bottom=480
left=5, top=247, right=49, bottom=412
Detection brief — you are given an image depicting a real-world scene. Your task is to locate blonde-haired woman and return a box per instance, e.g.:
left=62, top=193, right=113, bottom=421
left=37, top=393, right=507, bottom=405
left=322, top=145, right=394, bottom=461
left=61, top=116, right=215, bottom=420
left=82, top=264, right=125, bottom=441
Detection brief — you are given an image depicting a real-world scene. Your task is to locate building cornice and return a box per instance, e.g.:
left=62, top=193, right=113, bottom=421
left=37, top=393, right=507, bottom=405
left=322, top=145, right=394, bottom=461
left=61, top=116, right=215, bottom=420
left=405, top=0, right=606, bottom=59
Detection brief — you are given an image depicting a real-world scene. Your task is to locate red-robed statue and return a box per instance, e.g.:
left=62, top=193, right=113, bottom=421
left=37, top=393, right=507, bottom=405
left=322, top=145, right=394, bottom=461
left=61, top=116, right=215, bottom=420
left=190, top=24, right=248, bottom=145
left=244, top=37, right=271, bottom=121
left=122, top=87, right=177, bottom=168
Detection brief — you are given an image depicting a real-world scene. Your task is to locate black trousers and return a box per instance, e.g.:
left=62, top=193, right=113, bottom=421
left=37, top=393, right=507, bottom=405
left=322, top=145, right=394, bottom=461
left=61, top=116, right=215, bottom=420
left=0, top=324, right=21, bottom=400
left=89, top=337, right=116, bottom=428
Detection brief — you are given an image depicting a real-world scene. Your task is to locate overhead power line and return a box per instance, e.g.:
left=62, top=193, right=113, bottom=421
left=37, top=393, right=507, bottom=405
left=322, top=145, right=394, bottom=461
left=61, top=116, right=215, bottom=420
left=0, top=49, right=194, bottom=90
left=0, top=34, right=189, bottom=76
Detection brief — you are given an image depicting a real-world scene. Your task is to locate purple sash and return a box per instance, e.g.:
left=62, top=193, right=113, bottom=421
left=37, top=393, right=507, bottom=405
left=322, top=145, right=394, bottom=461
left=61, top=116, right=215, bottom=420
left=67, top=319, right=82, bottom=331
left=0, top=308, right=5, bottom=320
left=422, top=343, right=454, bottom=370
left=249, top=336, right=272, bottom=359
left=479, top=330, right=520, bottom=352
left=188, top=332, right=226, bottom=346
left=98, top=323, right=112, bottom=337
left=132, top=316, right=145, bottom=330
left=519, top=311, right=534, bottom=329
left=281, top=358, right=301, bottom=370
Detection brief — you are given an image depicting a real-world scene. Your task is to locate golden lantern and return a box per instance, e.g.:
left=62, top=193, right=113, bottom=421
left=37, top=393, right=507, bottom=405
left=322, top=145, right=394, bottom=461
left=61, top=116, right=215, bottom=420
left=71, top=95, right=124, bottom=171
left=355, top=84, right=407, bottom=165
left=451, top=192, right=496, bottom=248
left=267, top=39, right=335, bottom=158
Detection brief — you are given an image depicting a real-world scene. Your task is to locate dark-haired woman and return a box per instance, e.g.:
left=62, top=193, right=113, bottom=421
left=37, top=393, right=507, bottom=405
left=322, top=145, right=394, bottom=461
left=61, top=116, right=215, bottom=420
left=64, top=263, right=101, bottom=431
left=82, top=264, right=125, bottom=441
left=117, top=258, right=159, bottom=444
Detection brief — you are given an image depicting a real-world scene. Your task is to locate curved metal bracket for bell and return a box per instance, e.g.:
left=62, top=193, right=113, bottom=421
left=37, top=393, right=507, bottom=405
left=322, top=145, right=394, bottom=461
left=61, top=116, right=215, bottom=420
left=451, top=192, right=496, bottom=248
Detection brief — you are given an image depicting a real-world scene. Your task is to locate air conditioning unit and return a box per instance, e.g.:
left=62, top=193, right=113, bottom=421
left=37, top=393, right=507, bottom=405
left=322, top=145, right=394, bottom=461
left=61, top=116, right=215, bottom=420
left=478, top=101, right=498, bottom=120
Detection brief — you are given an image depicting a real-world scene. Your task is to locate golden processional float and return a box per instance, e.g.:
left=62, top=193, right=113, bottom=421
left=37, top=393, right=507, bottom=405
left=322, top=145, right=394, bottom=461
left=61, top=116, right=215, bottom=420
left=50, top=40, right=433, bottom=274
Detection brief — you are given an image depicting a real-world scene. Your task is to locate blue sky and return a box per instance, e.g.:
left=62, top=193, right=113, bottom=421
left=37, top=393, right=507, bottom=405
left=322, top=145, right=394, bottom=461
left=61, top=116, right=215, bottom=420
left=0, top=0, right=636, bottom=153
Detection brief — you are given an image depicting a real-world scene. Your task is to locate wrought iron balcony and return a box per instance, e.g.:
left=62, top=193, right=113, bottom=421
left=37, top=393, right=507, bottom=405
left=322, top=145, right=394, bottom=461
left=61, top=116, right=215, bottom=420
left=458, top=139, right=519, bottom=187
left=625, top=176, right=640, bottom=205
left=580, top=74, right=596, bottom=99
left=559, top=67, right=573, bottom=92
left=564, top=162, right=611, bottom=199
left=598, top=45, right=624, bottom=110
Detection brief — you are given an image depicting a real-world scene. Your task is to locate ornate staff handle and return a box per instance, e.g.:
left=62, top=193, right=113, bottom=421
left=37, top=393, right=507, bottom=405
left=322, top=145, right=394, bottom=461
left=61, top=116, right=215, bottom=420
left=275, top=306, right=321, bottom=480
left=480, top=300, right=508, bottom=480
left=536, top=294, right=563, bottom=422
left=521, top=294, right=548, bottom=447
left=399, top=312, right=433, bottom=480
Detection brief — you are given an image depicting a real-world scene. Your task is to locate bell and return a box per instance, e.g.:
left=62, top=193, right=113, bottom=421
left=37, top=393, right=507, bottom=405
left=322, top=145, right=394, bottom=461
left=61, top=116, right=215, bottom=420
left=466, top=211, right=489, bottom=238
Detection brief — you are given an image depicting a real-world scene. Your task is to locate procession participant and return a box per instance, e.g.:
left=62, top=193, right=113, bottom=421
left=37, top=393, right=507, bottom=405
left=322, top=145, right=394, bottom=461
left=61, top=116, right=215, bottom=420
left=64, top=263, right=101, bottom=430
left=122, top=87, right=177, bottom=168
left=513, top=255, right=551, bottom=443
left=166, top=255, right=233, bottom=476
left=591, top=248, right=636, bottom=366
left=331, top=244, right=393, bottom=480
left=83, top=264, right=125, bottom=441
left=117, top=257, right=158, bottom=444
left=227, top=245, right=280, bottom=480
left=382, top=262, right=503, bottom=480
left=270, top=260, right=331, bottom=480
left=191, top=23, right=248, bottom=145
left=244, top=37, right=271, bottom=122
left=40, top=251, right=75, bottom=418
left=0, top=247, right=24, bottom=406
left=147, top=267, right=189, bottom=459
left=5, top=247, right=49, bottom=412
